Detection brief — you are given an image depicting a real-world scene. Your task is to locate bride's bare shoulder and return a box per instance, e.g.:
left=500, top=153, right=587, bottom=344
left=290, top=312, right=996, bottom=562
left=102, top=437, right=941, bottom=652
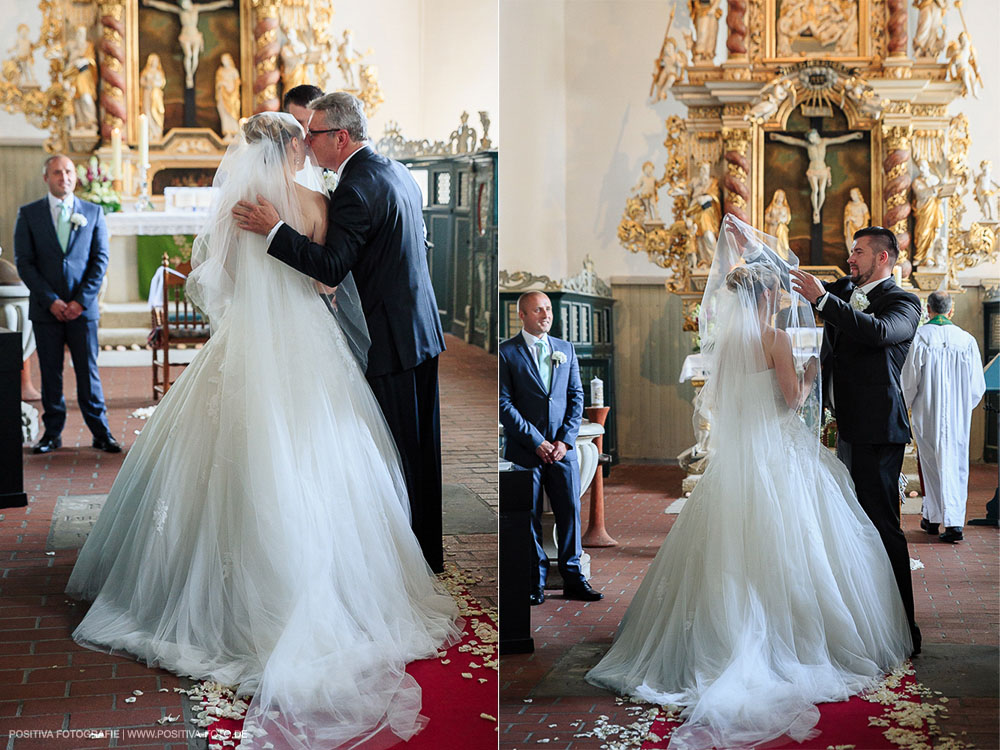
left=293, top=183, right=329, bottom=214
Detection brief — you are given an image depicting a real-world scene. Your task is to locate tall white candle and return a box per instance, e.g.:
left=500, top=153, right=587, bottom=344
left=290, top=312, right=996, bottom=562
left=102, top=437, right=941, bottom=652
left=111, top=127, right=122, bottom=180
left=893, top=266, right=902, bottom=286
left=138, top=114, right=149, bottom=168
left=590, top=376, right=604, bottom=408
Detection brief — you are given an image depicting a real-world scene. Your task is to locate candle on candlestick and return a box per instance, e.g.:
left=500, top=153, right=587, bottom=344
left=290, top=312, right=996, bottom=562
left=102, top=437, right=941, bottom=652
left=138, top=114, right=149, bottom=168
left=893, top=266, right=902, bottom=286
left=111, top=127, right=122, bottom=181
left=590, top=376, right=604, bottom=408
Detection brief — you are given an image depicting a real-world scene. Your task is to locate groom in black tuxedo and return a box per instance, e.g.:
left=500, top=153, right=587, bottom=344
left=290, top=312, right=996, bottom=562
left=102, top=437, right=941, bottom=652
left=791, top=226, right=922, bottom=655
left=233, top=93, right=446, bottom=573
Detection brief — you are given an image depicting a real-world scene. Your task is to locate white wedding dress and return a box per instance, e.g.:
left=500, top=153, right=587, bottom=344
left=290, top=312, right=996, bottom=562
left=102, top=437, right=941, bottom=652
left=66, top=113, right=460, bottom=750
left=585, top=216, right=911, bottom=750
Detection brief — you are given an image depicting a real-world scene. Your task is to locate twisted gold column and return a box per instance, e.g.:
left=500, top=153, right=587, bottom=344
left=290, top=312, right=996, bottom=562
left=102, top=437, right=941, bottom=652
left=887, top=0, right=908, bottom=57
left=726, top=0, right=748, bottom=59
left=252, top=0, right=280, bottom=113
left=98, top=0, right=126, bottom=139
left=723, top=128, right=751, bottom=224
left=883, top=125, right=913, bottom=264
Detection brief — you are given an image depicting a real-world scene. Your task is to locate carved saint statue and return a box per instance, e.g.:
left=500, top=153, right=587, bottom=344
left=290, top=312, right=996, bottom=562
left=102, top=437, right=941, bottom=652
left=651, top=37, right=687, bottom=101
left=215, top=52, right=241, bottom=139
left=974, top=160, right=1000, bottom=221
left=912, top=0, right=947, bottom=58
left=764, top=189, right=792, bottom=259
left=685, top=161, right=721, bottom=267
left=632, top=161, right=669, bottom=223
left=769, top=129, right=863, bottom=224
left=911, top=159, right=945, bottom=267
left=946, top=32, right=982, bottom=99
left=685, top=0, right=722, bottom=64
left=140, top=53, right=166, bottom=141
left=280, top=27, right=322, bottom=90
left=142, top=0, right=235, bottom=89
left=337, top=29, right=364, bottom=90
left=65, top=26, right=98, bottom=133
left=842, top=187, right=871, bottom=252
left=745, top=80, right=790, bottom=124
left=8, top=24, right=37, bottom=86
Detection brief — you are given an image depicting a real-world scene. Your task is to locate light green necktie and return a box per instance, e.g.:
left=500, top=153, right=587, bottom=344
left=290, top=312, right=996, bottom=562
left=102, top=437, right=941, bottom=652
left=535, top=339, right=551, bottom=391
left=56, top=201, right=71, bottom=253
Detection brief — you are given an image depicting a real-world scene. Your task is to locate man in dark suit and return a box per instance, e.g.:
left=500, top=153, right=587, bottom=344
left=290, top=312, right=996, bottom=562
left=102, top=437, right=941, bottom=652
left=14, top=154, right=120, bottom=455
left=791, top=226, right=921, bottom=655
left=499, top=291, right=602, bottom=605
left=232, top=92, right=446, bottom=572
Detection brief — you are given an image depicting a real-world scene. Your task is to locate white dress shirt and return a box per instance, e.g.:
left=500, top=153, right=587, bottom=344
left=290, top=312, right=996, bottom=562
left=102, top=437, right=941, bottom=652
left=816, top=275, right=889, bottom=311
left=48, top=193, right=75, bottom=229
left=520, top=328, right=550, bottom=373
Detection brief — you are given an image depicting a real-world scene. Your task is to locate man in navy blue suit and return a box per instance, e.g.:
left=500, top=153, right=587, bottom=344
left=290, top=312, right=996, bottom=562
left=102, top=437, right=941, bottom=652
left=232, top=93, right=446, bottom=572
left=499, top=291, right=603, bottom=605
left=14, top=154, right=120, bottom=455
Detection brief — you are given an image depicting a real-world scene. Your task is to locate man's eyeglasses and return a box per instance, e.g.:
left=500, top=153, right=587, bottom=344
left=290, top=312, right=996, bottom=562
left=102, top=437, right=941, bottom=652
left=305, top=127, right=344, bottom=141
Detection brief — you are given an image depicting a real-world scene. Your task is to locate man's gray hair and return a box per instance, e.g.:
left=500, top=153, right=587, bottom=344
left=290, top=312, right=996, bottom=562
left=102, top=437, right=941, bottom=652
left=309, top=92, right=368, bottom=142
left=42, top=154, right=73, bottom=176
left=927, top=291, right=953, bottom=315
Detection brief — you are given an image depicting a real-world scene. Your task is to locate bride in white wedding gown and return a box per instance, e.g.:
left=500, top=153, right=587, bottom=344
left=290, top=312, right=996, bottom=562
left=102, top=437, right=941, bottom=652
left=66, top=113, right=460, bottom=750
left=585, top=215, right=911, bottom=750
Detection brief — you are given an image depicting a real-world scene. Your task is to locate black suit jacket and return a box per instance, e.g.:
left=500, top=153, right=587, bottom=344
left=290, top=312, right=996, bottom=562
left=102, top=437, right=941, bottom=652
left=817, top=276, right=920, bottom=444
left=268, top=146, right=445, bottom=377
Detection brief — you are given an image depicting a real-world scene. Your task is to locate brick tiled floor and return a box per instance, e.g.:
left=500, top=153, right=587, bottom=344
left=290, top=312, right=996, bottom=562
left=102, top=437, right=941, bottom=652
left=500, top=462, right=999, bottom=750
left=1, top=334, right=497, bottom=748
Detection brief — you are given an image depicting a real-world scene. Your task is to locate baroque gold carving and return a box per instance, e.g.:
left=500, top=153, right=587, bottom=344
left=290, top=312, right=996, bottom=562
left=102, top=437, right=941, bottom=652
left=0, top=0, right=77, bottom=153
left=688, top=106, right=722, bottom=120
left=722, top=127, right=751, bottom=223
left=881, top=124, right=912, bottom=261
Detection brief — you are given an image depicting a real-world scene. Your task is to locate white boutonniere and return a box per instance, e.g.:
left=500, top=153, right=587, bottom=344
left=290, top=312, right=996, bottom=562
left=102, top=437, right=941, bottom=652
left=850, top=288, right=870, bottom=312
left=322, top=170, right=338, bottom=194
left=70, top=212, right=87, bottom=229
left=551, top=351, right=567, bottom=368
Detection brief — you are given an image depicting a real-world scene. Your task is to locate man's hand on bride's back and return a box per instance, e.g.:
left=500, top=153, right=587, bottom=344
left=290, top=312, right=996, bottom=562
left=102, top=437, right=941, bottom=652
left=232, top=194, right=280, bottom=236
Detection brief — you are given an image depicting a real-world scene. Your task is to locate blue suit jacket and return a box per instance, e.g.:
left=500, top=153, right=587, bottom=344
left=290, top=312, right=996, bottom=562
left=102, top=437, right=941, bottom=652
left=499, top=332, right=584, bottom=469
left=14, top=196, right=109, bottom=323
left=267, top=146, right=445, bottom=378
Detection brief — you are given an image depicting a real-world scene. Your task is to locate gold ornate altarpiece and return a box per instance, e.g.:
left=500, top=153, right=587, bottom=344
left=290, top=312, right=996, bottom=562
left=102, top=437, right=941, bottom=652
left=626, top=0, right=998, bottom=320
left=0, top=0, right=383, bottom=201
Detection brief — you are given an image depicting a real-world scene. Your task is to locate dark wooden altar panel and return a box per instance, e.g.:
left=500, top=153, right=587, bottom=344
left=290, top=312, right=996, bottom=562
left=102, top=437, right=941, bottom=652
left=139, top=4, right=241, bottom=137
left=766, top=105, right=871, bottom=268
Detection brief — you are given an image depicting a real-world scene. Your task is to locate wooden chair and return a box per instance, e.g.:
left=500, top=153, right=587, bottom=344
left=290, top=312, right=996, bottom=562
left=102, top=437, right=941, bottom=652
left=150, top=253, right=211, bottom=400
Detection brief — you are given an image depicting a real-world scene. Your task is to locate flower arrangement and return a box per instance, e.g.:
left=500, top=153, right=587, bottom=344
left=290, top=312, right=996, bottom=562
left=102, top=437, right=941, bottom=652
left=76, top=156, right=121, bottom=214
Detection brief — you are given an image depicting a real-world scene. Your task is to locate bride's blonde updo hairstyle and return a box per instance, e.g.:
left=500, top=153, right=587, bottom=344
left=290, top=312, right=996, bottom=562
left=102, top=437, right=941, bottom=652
left=242, top=112, right=303, bottom=145
left=725, top=264, right=778, bottom=299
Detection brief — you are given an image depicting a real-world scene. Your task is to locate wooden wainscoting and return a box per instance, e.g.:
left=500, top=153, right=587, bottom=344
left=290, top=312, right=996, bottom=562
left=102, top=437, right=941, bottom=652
left=611, top=279, right=698, bottom=462
left=0, top=144, right=47, bottom=255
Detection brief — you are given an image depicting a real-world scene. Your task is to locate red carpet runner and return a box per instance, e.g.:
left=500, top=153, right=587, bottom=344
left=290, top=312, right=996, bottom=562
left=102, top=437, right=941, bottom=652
left=197, top=566, right=497, bottom=749
left=633, top=666, right=953, bottom=750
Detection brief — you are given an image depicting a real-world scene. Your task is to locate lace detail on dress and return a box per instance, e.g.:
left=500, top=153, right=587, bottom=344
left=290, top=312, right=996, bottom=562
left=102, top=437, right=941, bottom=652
left=152, top=497, right=168, bottom=534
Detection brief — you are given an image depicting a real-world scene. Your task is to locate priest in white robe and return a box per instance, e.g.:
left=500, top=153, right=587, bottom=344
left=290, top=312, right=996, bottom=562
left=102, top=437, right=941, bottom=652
left=901, top=292, right=987, bottom=543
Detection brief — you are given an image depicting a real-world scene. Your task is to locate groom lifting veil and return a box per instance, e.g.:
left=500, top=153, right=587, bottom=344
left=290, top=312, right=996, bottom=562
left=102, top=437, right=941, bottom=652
left=233, top=92, right=447, bottom=573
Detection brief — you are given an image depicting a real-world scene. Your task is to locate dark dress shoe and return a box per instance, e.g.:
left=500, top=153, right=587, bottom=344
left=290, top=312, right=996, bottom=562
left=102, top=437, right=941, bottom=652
left=529, top=588, right=545, bottom=606
left=939, top=527, right=963, bottom=543
left=563, top=581, right=604, bottom=602
left=910, top=623, right=922, bottom=656
left=920, top=518, right=939, bottom=535
left=92, top=436, right=123, bottom=454
left=32, top=435, right=61, bottom=454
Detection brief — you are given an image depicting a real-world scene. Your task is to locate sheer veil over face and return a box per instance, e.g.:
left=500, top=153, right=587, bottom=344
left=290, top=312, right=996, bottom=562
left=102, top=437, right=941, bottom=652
left=696, top=214, right=823, bottom=453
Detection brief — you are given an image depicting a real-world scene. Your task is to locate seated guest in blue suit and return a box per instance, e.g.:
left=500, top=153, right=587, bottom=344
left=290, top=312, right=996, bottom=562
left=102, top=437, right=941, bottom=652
left=499, top=291, right=603, bottom=605
left=14, top=155, right=120, bottom=455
